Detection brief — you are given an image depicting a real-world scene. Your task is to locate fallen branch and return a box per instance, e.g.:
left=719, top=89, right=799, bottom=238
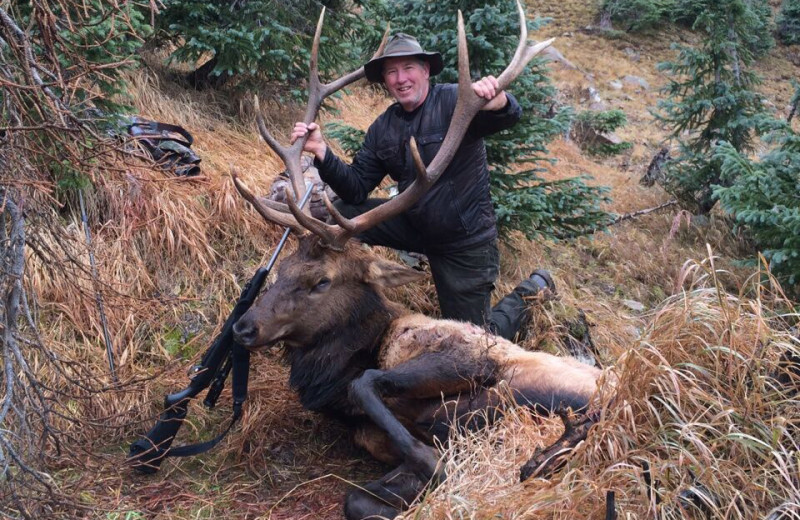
left=610, top=200, right=678, bottom=226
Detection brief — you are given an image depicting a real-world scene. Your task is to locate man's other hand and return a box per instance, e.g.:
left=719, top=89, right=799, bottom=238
left=472, top=76, right=508, bottom=111
left=290, top=122, right=327, bottom=161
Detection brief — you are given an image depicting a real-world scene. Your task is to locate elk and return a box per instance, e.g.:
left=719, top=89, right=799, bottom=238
left=231, top=3, right=604, bottom=519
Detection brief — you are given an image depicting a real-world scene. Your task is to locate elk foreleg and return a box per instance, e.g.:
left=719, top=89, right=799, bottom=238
left=348, top=350, right=496, bottom=483
left=344, top=462, right=427, bottom=520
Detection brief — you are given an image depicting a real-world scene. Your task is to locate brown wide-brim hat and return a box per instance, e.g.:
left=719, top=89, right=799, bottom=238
left=364, top=33, right=444, bottom=83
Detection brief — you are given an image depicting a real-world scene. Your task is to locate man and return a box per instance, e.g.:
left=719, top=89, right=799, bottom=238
left=291, top=33, right=554, bottom=340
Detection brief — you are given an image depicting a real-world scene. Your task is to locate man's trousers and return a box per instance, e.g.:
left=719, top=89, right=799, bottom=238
left=334, top=199, right=531, bottom=341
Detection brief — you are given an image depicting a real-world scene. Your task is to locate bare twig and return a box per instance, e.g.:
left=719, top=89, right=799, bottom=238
left=610, top=200, right=678, bottom=226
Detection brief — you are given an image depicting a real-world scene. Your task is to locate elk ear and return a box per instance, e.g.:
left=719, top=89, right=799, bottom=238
left=366, top=259, right=427, bottom=288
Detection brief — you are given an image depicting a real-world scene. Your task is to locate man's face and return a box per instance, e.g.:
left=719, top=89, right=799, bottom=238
left=382, top=57, right=430, bottom=112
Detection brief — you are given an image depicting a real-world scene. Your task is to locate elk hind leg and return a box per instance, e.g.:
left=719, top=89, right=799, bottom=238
left=503, top=355, right=601, bottom=482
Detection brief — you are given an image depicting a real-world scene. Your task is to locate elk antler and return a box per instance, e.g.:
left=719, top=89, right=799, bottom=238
left=232, top=7, right=389, bottom=230
left=235, top=1, right=554, bottom=250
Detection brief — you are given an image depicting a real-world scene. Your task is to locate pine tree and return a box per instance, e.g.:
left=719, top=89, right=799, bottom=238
left=777, top=0, right=800, bottom=45
left=153, top=0, right=364, bottom=90
left=599, top=0, right=673, bottom=32
left=341, top=0, right=612, bottom=239
left=656, top=0, right=770, bottom=213
left=673, top=0, right=774, bottom=57
left=713, top=127, right=800, bottom=292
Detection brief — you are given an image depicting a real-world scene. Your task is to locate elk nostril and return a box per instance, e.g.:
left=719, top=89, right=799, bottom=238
left=233, top=320, right=257, bottom=344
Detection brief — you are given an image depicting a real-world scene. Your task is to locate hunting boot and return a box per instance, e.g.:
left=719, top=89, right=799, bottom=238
left=489, top=269, right=556, bottom=341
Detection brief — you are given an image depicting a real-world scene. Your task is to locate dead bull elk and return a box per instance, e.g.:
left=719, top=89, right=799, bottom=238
left=232, top=3, right=603, bottom=518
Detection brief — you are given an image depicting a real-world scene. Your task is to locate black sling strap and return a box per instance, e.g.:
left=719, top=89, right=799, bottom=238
left=128, top=119, right=195, bottom=147
left=128, top=189, right=313, bottom=473
left=162, top=341, right=250, bottom=458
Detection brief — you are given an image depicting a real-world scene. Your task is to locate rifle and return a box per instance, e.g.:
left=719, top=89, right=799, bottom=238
left=128, top=188, right=313, bottom=473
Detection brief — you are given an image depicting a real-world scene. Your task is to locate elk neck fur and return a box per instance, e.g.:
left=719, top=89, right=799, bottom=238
left=285, top=286, right=400, bottom=417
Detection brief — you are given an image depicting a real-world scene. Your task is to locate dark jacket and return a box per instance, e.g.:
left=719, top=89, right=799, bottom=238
left=315, top=83, right=522, bottom=254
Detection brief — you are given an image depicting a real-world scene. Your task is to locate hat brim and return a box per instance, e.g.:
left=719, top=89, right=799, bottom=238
left=364, top=52, right=444, bottom=83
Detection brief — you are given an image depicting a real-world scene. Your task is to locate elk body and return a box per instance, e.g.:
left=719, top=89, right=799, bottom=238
left=231, top=4, right=604, bottom=518
left=233, top=235, right=602, bottom=518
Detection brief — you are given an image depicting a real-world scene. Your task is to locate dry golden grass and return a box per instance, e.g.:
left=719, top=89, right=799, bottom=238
left=12, top=3, right=800, bottom=518
left=401, top=261, right=800, bottom=519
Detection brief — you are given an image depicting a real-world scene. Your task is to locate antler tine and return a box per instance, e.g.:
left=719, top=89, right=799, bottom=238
left=231, top=169, right=307, bottom=235
left=322, top=192, right=358, bottom=232
left=423, top=2, right=553, bottom=182
left=302, top=15, right=391, bottom=126
left=288, top=10, right=390, bottom=206
left=456, top=10, right=472, bottom=98
left=495, top=0, right=555, bottom=92
left=248, top=8, right=389, bottom=229
left=284, top=187, right=350, bottom=249
left=254, top=95, right=291, bottom=166
left=320, top=137, right=429, bottom=249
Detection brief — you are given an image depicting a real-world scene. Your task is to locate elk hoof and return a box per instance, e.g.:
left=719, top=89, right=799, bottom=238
left=519, top=409, right=595, bottom=482
left=407, top=440, right=444, bottom=485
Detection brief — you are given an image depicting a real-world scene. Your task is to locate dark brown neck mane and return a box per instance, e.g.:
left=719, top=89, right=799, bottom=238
left=285, top=284, right=404, bottom=419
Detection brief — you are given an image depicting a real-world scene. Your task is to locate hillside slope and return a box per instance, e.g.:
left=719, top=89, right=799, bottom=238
left=23, top=2, right=799, bottom=519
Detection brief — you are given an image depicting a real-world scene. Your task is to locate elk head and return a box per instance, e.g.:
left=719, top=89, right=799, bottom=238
left=232, top=238, right=425, bottom=350
left=231, top=2, right=553, bottom=350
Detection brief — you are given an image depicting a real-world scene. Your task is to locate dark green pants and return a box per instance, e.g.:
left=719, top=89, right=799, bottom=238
left=334, top=199, right=529, bottom=340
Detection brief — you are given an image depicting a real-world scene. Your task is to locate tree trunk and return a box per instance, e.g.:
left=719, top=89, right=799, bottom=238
left=185, top=56, right=230, bottom=90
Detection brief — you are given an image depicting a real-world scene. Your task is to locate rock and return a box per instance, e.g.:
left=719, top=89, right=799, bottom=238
left=622, top=299, right=645, bottom=312
left=608, top=80, right=623, bottom=90
left=582, top=85, right=606, bottom=110
left=691, top=214, right=710, bottom=228
left=623, top=47, right=641, bottom=62
left=623, top=75, right=650, bottom=91
left=572, top=116, right=621, bottom=146
left=598, top=283, right=616, bottom=295
left=397, top=251, right=428, bottom=271
left=582, top=86, right=603, bottom=105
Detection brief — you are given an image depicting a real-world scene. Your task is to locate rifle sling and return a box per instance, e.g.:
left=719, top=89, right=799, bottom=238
left=163, top=341, right=250, bottom=458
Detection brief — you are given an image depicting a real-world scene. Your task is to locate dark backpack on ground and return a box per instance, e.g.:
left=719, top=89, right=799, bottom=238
left=127, top=118, right=201, bottom=177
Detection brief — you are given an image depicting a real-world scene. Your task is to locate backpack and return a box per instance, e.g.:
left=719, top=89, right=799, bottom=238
left=127, top=118, right=201, bottom=177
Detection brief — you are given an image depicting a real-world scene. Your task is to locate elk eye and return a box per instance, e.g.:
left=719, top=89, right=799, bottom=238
left=312, top=278, right=331, bottom=292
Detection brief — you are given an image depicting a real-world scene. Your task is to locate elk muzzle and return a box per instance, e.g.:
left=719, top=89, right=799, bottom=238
left=232, top=316, right=260, bottom=349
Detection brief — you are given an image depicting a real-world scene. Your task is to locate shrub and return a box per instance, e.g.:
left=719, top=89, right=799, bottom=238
left=599, top=0, right=674, bottom=32
left=573, top=110, right=633, bottom=156
left=656, top=0, right=770, bottom=213
left=673, top=0, right=774, bottom=57
left=714, top=130, right=800, bottom=292
left=777, top=0, right=800, bottom=45
left=153, top=0, right=364, bottom=91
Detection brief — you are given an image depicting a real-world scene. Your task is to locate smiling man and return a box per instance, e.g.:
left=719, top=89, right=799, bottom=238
left=290, top=33, right=554, bottom=340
